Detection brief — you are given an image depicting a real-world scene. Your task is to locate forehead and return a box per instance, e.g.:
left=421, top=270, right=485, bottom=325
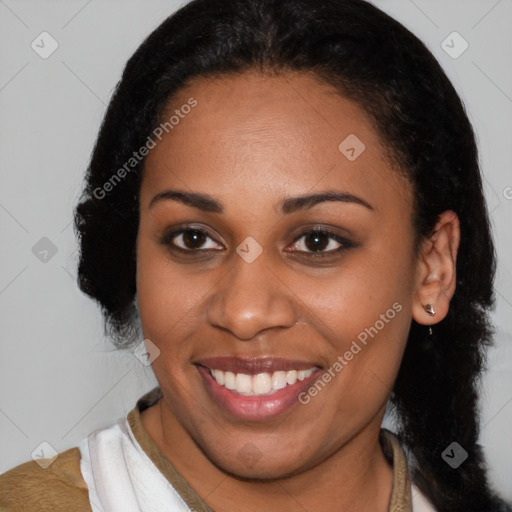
left=141, top=70, right=412, bottom=216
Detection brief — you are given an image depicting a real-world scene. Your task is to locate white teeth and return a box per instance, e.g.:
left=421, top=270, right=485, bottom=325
left=272, top=371, right=287, bottom=390
left=209, top=367, right=316, bottom=396
left=252, top=373, right=272, bottom=394
left=235, top=373, right=252, bottom=394
left=286, top=370, right=298, bottom=385
left=213, top=369, right=225, bottom=386
left=224, top=371, right=236, bottom=390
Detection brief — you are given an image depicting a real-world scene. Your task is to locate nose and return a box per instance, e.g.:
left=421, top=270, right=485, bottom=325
left=207, top=255, right=297, bottom=341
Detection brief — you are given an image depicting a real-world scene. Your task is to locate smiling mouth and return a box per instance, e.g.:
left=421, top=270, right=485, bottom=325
left=195, top=357, right=323, bottom=420
left=195, top=355, right=322, bottom=397
left=205, top=367, right=318, bottom=396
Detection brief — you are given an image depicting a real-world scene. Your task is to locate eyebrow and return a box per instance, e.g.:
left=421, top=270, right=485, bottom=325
left=149, top=189, right=374, bottom=213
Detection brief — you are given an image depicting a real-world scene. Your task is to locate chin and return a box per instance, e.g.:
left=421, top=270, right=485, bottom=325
left=203, top=444, right=315, bottom=481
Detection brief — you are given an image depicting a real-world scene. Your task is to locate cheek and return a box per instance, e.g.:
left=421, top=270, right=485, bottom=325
left=299, top=273, right=410, bottom=384
left=135, top=235, right=204, bottom=343
left=295, top=246, right=414, bottom=343
left=294, top=243, right=414, bottom=399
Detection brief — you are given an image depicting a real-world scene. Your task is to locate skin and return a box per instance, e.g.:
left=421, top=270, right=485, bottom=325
left=135, top=70, right=460, bottom=511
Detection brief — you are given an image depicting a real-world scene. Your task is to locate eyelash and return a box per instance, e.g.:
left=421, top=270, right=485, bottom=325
left=160, top=226, right=354, bottom=258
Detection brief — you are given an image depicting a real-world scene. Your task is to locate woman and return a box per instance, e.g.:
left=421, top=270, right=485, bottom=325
left=1, top=0, right=510, bottom=510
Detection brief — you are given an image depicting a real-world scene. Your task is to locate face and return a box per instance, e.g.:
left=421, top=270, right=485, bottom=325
left=136, top=70, right=419, bottom=479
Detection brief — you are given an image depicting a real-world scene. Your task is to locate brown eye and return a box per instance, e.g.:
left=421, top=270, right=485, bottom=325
left=288, top=229, right=353, bottom=255
left=181, top=229, right=207, bottom=249
left=304, top=231, right=331, bottom=251
left=162, top=227, right=223, bottom=253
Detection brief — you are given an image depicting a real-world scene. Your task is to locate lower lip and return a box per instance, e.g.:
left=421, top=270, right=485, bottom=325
left=197, top=365, right=322, bottom=421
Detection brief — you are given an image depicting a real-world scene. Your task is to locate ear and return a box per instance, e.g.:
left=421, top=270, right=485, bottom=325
left=412, top=210, right=460, bottom=326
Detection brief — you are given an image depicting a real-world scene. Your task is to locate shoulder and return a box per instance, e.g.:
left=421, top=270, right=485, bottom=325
left=0, top=447, right=92, bottom=512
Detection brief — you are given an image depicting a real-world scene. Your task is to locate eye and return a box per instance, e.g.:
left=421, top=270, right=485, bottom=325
left=161, top=225, right=353, bottom=258
left=162, top=227, right=223, bottom=253
left=287, top=228, right=352, bottom=256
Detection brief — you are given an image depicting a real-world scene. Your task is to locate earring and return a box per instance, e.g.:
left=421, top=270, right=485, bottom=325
left=424, top=304, right=435, bottom=336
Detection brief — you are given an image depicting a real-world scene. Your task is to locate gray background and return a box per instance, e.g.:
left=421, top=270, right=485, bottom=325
left=1, top=0, right=511, bottom=499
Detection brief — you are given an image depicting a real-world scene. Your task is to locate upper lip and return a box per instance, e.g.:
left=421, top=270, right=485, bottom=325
left=195, top=356, right=321, bottom=375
